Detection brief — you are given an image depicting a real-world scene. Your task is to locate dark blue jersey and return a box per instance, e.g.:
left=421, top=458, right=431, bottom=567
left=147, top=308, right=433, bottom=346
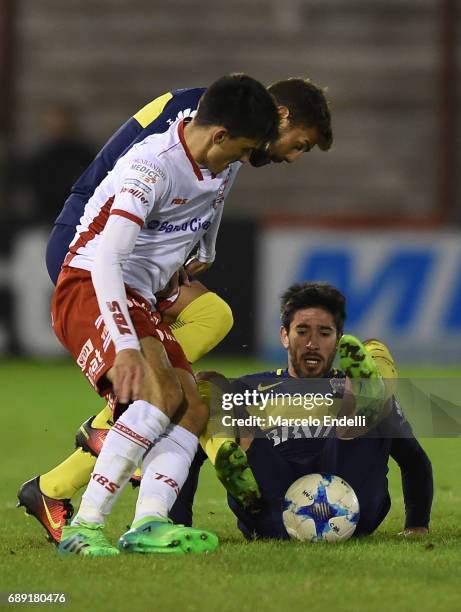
left=46, top=87, right=206, bottom=283
left=173, top=367, right=432, bottom=530
left=55, top=87, right=205, bottom=229
left=228, top=367, right=346, bottom=461
left=224, top=367, right=432, bottom=528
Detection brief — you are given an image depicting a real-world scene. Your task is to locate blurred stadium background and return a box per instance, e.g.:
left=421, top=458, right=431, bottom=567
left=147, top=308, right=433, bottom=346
left=0, top=0, right=459, bottom=365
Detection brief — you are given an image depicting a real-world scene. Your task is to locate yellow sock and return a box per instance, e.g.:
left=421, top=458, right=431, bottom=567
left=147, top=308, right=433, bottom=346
left=363, top=338, right=398, bottom=399
left=363, top=339, right=398, bottom=378
left=197, top=379, right=234, bottom=465
left=40, top=405, right=112, bottom=499
left=89, top=405, right=113, bottom=429
left=170, top=292, right=233, bottom=363
left=40, top=449, right=96, bottom=500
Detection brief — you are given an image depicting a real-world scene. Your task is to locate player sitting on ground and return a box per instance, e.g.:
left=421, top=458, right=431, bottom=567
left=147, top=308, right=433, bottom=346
left=18, top=77, right=333, bottom=544
left=42, top=74, right=280, bottom=557
left=196, top=282, right=433, bottom=539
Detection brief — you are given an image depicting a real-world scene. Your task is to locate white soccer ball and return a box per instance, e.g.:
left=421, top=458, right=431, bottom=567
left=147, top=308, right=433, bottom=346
left=282, top=473, right=360, bottom=542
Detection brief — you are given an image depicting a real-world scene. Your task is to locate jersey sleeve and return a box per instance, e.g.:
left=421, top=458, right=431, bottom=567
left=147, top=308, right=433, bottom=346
left=91, top=215, right=142, bottom=352
left=391, top=436, right=433, bottom=529
left=91, top=159, right=169, bottom=353
left=196, top=165, right=239, bottom=263
left=389, top=399, right=433, bottom=529
left=196, top=201, right=224, bottom=263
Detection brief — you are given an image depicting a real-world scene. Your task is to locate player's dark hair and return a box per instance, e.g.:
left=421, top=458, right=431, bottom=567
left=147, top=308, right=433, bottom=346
left=280, top=282, right=346, bottom=335
left=195, top=74, right=279, bottom=144
left=268, top=78, right=333, bottom=151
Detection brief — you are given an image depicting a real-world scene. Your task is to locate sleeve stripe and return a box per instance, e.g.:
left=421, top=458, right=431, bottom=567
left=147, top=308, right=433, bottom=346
left=133, top=92, right=173, bottom=128
left=110, top=209, right=144, bottom=228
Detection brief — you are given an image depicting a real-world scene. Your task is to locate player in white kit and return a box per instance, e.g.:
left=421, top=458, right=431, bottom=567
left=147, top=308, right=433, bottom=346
left=52, top=74, right=280, bottom=557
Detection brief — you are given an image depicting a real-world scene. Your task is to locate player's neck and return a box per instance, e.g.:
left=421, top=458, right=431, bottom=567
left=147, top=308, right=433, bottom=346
left=183, top=120, right=213, bottom=169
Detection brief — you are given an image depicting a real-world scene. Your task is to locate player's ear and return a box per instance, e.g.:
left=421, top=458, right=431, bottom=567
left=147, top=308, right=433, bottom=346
left=277, top=105, right=290, bottom=128
left=212, top=128, right=229, bottom=145
left=336, top=332, right=343, bottom=347
left=280, top=325, right=289, bottom=349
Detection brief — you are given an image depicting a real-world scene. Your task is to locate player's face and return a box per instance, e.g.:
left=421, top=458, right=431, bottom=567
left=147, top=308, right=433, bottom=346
left=206, top=133, right=262, bottom=174
left=280, top=307, right=338, bottom=378
left=249, top=124, right=320, bottom=167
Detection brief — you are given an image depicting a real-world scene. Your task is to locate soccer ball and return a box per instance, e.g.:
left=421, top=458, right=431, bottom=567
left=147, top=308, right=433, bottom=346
left=282, top=473, right=360, bottom=542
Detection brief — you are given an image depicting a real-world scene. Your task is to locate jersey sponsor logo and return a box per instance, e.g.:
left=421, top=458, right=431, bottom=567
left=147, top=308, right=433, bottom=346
left=122, top=178, right=153, bottom=193
left=130, top=162, right=165, bottom=184
left=120, top=186, right=149, bottom=205
left=133, top=160, right=166, bottom=178
left=147, top=217, right=211, bottom=233
left=106, top=301, right=132, bottom=335
left=171, top=198, right=189, bottom=206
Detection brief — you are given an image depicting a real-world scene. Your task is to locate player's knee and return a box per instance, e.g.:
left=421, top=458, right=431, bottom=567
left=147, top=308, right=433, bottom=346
left=143, top=370, right=184, bottom=417
left=173, top=292, right=234, bottom=363
left=213, top=294, right=234, bottom=337
left=161, top=382, right=184, bottom=416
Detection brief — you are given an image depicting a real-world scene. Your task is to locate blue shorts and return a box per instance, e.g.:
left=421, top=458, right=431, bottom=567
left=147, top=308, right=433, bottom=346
left=229, top=436, right=391, bottom=540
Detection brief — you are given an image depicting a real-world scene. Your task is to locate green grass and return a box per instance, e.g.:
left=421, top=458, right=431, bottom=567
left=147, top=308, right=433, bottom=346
left=1, top=358, right=460, bottom=612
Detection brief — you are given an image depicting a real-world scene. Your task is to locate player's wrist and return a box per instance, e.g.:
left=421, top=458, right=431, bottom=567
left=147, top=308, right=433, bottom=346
left=114, top=338, right=141, bottom=353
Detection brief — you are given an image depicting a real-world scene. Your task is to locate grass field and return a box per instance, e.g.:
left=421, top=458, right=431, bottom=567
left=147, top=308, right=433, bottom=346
left=1, top=358, right=460, bottom=612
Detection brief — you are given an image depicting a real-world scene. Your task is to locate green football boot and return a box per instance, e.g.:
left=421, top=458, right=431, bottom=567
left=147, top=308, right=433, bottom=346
left=337, top=334, right=381, bottom=379
left=118, top=517, right=219, bottom=555
left=337, top=334, right=386, bottom=426
left=58, top=520, right=119, bottom=557
left=215, top=441, right=262, bottom=513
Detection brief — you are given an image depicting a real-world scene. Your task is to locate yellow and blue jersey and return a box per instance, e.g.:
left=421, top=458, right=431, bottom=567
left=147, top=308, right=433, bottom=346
left=55, top=87, right=206, bottom=228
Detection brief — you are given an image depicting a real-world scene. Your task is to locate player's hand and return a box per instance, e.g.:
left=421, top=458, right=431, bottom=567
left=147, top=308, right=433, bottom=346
left=398, top=527, right=429, bottom=537
left=156, top=267, right=191, bottom=302
left=196, top=370, right=232, bottom=392
left=185, top=256, right=212, bottom=277
left=112, top=349, right=144, bottom=404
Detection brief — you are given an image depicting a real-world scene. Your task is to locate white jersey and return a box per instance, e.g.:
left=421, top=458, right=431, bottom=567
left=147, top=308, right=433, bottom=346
left=64, top=118, right=239, bottom=352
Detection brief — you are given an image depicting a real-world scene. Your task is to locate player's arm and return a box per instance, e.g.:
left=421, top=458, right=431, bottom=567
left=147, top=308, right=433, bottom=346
left=91, top=159, right=167, bottom=402
left=92, top=215, right=144, bottom=402
left=184, top=205, right=223, bottom=277
left=390, top=420, right=433, bottom=535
